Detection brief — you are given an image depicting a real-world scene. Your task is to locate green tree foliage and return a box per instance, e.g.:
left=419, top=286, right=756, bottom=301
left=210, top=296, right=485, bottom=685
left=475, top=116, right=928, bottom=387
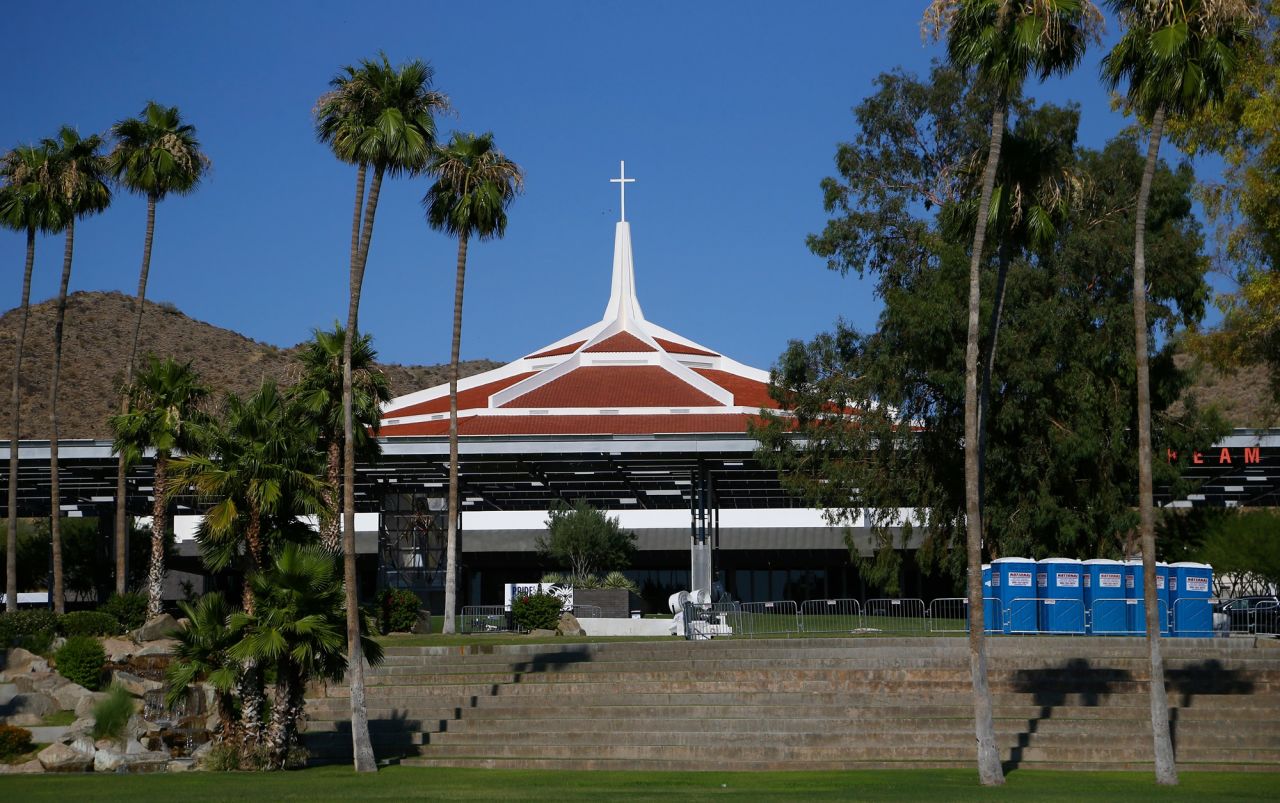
left=757, top=67, right=1225, bottom=589
left=1167, top=4, right=1280, bottom=408
left=511, top=592, right=564, bottom=632
left=165, top=592, right=240, bottom=742
left=536, top=500, right=637, bottom=583
left=0, top=518, right=158, bottom=600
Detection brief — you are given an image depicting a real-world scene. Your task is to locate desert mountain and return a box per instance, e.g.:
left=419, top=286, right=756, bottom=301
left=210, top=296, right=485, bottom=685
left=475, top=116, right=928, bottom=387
left=0, top=291, right=500, bottom=440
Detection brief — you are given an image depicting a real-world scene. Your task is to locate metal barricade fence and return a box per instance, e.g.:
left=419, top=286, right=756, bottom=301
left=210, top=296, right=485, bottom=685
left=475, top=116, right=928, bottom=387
left=863, top=598, right=928, bottom=634
left=682, top=601, right=741, bottom=640
left=1172, top=596, right=1215, bottom=638
left=927, top=597, right=969, bottom=633
left=572, top=604, right=604, bottom=619
left=459, top=605, right=512, bottom=634
left=1256, top=601, right=1280, bottom=637
left=739, top=601, right=802, bottom=637
left=799, top=598, right=862, bottom=634
left=1035, top=598, right=1087, bottom=635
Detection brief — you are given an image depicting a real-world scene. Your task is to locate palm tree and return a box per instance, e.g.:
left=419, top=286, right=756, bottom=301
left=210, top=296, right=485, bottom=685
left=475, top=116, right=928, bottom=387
left=165, top=592, right=239, bottom=743
left=168, top=380, right=327, bottom=614
left=107, top=102, right=210, bottom=596
left=44, top=127, right=111, bottom=614
left=423, top=132, right=524, bottom=634
left=314, top=52, right=445, bottom=772
left=231, top=544, right=383, bottom=769
left=1, top=142, right=60, bottom=613
left=1102, top=0, right=1256, bottom=785
left=291, top=325, right=391, bottom=553
left=925, top=0, right=1100, bottom=785
left=110, top=357, right=208, bottom=618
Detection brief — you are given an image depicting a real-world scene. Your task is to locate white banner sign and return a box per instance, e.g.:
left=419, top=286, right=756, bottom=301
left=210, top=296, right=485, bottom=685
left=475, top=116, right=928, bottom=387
left=504, top=582, right=574, bottom=612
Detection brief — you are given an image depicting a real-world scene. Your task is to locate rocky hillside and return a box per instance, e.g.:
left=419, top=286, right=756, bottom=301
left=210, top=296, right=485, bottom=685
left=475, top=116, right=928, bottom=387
left=0, top=291, right=500, bottom=440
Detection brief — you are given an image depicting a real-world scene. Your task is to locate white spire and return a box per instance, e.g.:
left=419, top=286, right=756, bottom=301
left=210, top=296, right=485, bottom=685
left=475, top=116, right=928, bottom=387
left=603, top=162, right=645, bottom=324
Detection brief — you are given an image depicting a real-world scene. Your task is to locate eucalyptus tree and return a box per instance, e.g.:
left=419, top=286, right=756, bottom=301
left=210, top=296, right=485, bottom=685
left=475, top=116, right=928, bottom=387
left=314, top=52, right=446, bottom=772
left=44, top=127, right=112, bottom=614
left=423, top=131, right=523, bottom=634
left=107, top=102, right=210, bottom=595
left=110, top=357, right=208, bottom=618
left=1, top=142, right=59, bottom=612
left=923, top=0, right=1101, bottom=784
left=291, top=325, right=390, bottom=553
left=1102, top=0, right=1257, bottom=785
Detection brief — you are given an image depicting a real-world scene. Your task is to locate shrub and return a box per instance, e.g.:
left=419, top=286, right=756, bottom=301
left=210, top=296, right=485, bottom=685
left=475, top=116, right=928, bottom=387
left=60, top=610, right=122, bottom=637
left=0, top=609, right=59, bottom=649
left=54, top=635, right=106, bottom=691
left=511, top=593, right=563, bottom=632
left=0, top=724, right=33, bottom=759
left=601, top=571, right=640, bottom=593
left=91, top=684, right=134, bottom=741
left=99, top=592, right=148, bottom=631
left=378, top=588, right=422, bottom=633
left=202, top=742, right=242, bottom=772
left=539, top=572, right=568, bottom=586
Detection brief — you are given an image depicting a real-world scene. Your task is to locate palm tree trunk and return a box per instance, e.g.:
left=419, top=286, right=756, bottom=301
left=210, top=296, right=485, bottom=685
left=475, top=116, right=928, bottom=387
left=1134, top=105, right=1177, bottom=786
left=964, top=99, right=1006, bottom=787
left=146, top=450, right=169, bottom=619
left=265, top=664, right=291, bottom=769
left=236, top=658, right=265, bottom=752
left=6, top=226, right=36, bottom=613
left=321, top=438, right=341, bottom=552
left=977, top=240, right=1014, bottom=504
left=242, top=507, right=263, bottom=616
left=49, top=217, right=76, bottom=615
left=114, top=192, right=159, bottom=595
left=343, top=164, right=382, bottom=773
left=442, top=230, right=470, bottom=635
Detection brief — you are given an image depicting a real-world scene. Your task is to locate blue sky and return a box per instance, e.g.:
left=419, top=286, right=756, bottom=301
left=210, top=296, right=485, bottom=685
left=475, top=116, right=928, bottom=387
left=3, top=1, right=1211, bottom=375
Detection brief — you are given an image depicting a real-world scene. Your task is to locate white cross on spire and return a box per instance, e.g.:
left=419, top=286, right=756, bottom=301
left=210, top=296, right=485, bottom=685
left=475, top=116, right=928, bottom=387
left=610, top=160, right=635, bottom=222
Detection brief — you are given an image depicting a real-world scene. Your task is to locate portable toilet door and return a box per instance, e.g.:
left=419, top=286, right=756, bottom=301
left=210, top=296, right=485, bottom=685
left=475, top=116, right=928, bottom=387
left=1156, top=562, right=1172, bottom=628
left=1037, top=558, right=1085, bottom=634
left=992, top=557, right=1037, bottom=633
left=1083, top=559, right=1126, bottom=634
left=1170, top=562, right=1214, bottom=638
left=1125, top=559, right=1170, bottom=635
left=981, top=564, right=999, bottom=633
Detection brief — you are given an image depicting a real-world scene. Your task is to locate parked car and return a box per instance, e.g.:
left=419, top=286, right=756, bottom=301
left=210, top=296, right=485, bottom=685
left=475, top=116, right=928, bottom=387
left=1213, top=596, right=1280, bottom=636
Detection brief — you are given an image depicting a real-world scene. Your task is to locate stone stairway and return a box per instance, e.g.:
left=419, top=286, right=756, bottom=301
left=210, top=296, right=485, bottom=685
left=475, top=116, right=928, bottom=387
left=303, top=636, right=1280, bottom=771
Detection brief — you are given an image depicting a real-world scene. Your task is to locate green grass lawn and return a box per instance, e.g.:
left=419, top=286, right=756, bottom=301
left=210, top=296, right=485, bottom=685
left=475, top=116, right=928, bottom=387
left=0, top=766, right=1273, bottom=801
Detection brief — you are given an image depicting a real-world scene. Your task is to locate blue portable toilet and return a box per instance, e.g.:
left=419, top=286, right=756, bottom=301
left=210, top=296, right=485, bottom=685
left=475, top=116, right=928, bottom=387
left=1156, top=562, right=1172, bottom=618
left=1037, top=558, right=1085, bottom=634
left=991, top=557, right=1037, bottom=633
left=1170, top=562, right=1214, bottom=638
left=1125, top=559, right=1171, bottom=635
left=1083, top=559, right=1126, bottom=634
left=981, top=564, right=999, bottom=633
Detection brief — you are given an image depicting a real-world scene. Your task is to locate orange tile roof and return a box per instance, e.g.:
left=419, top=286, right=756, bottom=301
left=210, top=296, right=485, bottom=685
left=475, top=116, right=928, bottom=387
left=583, top=331, right=655, bottom=352
left=385, top=372, right=538, bottom=418
left=379, top=412, right=760, bottom=437
left=655, top=337, right=719, bottom=357
left=501, top=366, right=724, bottom=408
left=526, top=341, right=585, bottom=359
left=693, top=369, right=780, bottom=409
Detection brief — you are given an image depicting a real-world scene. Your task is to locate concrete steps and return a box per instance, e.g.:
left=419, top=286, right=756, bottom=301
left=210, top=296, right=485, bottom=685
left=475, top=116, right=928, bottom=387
left=304, top=636, right=1280, bottom=771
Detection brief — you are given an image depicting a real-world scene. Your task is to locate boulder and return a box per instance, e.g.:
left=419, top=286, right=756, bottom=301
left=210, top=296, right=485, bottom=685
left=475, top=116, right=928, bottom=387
left=112, top=670, right=162, bottom=697
left=37, top=742, right=93, bottom=772
left=67, top=717, right=96, bottom=739
left=167, top=758, right=194, bottom=772
left=529, top=628, right=557, bottom=638
left=412, top=609, right=432, bottom=634
left=100, top=638, right=138, bottom=663
left=135, top=640, right=178, bottom=657
left=74, top=692, right=108, bottom=719
left=67, top=734, right=97, bottom=756
left=126, top=750, right=172, bottom=773
left=130, top=614, right=179, bottom=643
left=0, top=758, right=44, bottom=774
left=94, top=745, right=128, bottom=772
left=556, top=613, right=583, bottom=637
left=0, top=648, right=46, bottom=679
left=124, top=736, right=147, bottom=755
left=51, top=681, right=92, bottom=711
left=2, top=692, right=57, bottom=726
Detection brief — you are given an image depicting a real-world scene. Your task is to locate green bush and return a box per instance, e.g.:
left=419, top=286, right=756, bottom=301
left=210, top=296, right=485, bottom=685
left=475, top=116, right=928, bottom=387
left=202, top=742, right=242, bottom=772
left=0, top=724, right=33, bottom=759
left=99, top=593, right=148, bottom=631
left=0, top=609, right=59, bottom=649
left=378, top=588, right=422, bottom=633
left=511, top=593, right=563, bottom=632
left=60, top=610, right=122, bottom=637
left=54, top=635, right=106, bottom=691
left=602, top=571, right=640, bottom=593
left=92, top=684, right=134, bottom=742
